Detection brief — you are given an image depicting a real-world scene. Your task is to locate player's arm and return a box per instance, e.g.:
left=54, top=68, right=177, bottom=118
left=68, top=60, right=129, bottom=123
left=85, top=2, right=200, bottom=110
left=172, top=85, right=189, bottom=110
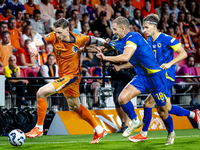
left=96, top=46, right=136, bottom=63
left=28, top=39, right=45, bottom=55
left=112, top=62, right=133, bottom=72
left=90, top=36, right=106, bottom=46
left=161, top=42, right=187, bottom=70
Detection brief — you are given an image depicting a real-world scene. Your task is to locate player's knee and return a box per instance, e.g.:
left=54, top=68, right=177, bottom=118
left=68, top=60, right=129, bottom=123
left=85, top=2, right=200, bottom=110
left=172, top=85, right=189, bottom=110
left=158, top=111, right=168, bottom=120
left=37, top=88, right=45, bottom=98
left=69, top=104, right=79, bottom=111
left=118, top=94, right=127, bottom=105
left=144, top=100, right=154, bottom=108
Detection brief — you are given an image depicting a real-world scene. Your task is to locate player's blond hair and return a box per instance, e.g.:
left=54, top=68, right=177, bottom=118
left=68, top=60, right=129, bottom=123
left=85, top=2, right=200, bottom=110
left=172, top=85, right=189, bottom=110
left=113, top=16, right=130, bottom=29
left=53, top=18, right=69, bottom=29
left=143, top=14, right=160, bottom=26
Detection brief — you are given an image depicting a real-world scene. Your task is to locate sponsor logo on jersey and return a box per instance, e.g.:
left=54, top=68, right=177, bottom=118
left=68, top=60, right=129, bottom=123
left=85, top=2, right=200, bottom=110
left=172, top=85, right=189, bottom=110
left=153, top=45, right=156, bottom=48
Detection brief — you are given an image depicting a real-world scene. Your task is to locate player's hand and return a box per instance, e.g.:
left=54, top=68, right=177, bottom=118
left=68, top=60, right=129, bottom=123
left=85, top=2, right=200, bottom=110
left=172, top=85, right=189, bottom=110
left=112, top=64, right=121, bottom=72
left=28, top=42, right=38, bottom=55
left=96, top=47, right=105, bottom=60
left=105, top=38, right=111, bottom=44
left=160, top=63, right=171, bottom=70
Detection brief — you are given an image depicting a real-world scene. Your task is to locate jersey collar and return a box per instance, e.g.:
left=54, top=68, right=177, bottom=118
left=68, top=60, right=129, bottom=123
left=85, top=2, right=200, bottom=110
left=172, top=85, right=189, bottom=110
left=152, top=32, right=161, bottom=42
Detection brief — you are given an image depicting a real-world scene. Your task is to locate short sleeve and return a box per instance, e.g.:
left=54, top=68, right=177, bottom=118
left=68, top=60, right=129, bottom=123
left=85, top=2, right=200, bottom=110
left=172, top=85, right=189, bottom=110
left=75, top=34, right=91, bottom=47
left=42, top=32, right=56, bottom=45
left=163, top=34, right=181, bottom=51
left=125, top=35, right=138, bottom=49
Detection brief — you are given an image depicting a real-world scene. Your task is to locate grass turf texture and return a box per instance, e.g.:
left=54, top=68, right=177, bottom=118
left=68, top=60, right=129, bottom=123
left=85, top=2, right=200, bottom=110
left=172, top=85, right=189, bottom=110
left=0, top=129, right=199, bottom=150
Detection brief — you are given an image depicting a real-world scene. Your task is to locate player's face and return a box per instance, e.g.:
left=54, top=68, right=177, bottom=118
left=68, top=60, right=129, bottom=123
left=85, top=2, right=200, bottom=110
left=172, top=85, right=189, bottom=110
left=143, top=22, right=155, bottom=37
left=54, top=27, right=69, bottom=41
left=112, top=23, right=125, bottom=39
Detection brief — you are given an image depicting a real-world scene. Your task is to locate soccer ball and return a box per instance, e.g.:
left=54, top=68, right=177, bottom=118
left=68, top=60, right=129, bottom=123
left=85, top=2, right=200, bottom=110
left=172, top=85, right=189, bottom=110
left=8, top=129, right=26, bottom=146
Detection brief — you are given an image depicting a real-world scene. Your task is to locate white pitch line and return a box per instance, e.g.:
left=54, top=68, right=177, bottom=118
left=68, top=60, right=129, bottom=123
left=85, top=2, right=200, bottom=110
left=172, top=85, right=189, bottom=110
left=0, top=135, right=199, bottom=145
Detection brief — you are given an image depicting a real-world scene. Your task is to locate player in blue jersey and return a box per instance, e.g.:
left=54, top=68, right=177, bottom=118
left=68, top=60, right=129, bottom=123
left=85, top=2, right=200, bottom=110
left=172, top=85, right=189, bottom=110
left=95, top=16, right=175, bottom=145
left=125, top=14, right=200, bottom=144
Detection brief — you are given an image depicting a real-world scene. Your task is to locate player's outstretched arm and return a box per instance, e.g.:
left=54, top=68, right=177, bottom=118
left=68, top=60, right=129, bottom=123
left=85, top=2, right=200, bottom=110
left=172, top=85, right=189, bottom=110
left=97, top=46, right=136, bottom=63
left=112, top=62, right=133, bottom=71
left=90, top=36, right=106, bottom=46
left=28, top=39, right=45, bottom=55
left=160, top=45, right=187, bottom=70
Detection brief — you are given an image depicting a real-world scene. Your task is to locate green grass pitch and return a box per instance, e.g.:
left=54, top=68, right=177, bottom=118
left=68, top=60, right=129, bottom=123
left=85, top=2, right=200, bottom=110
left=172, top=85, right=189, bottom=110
left=0, top=129, right=199, bottom=150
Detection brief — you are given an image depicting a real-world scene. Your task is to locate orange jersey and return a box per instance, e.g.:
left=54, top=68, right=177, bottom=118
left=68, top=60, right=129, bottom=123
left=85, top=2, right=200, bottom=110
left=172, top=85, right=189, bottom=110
left=24, top=3, right=40, bottom=16
left=0, top=14, right=10, bottom=22
left=41, top=31, right=91, bottom=77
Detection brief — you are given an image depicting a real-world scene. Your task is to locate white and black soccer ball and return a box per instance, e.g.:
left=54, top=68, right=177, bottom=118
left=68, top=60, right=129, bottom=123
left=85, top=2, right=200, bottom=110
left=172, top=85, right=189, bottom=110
left=8, top=129, right=25, bottom=146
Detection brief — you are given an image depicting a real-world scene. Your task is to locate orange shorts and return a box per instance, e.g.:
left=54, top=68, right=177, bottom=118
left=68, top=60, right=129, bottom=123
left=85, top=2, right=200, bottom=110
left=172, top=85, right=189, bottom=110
left=51, top=74, right=82, bottom=99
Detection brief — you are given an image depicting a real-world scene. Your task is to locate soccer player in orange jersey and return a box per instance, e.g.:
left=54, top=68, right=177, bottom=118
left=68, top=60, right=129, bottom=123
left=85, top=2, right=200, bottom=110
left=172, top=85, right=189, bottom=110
left=25, top=18, right=107, bottom=143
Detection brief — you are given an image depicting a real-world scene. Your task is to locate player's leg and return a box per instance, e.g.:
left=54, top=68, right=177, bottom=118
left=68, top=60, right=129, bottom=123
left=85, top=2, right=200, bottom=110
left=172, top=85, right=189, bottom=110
left=66, top=96, right=107, bottom=144
left=112, top=80, right=129, bottom=133
left=25, top=82, right=57, bottom=138
left=148, top=71, right=175, bottom=145
left=119, top=76, right=146, bottom=137
left=129, top=94, right=155, bottom=142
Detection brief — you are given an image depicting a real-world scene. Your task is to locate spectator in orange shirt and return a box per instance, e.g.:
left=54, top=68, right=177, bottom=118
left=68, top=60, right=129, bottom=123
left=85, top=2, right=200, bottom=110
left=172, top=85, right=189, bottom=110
left=174, top=24, right=182, bottom=43
left=81, top=22, right=94, bottom=36
left=8, top=17, right=22, bottom=50
left=50, top=0, right=59, bottom=9
left=41, top=44, right=55, bottom=63
left=56, top=0, right=67, bottom=18
left=0, top=21, right=8, bottom=42
left=15, top=8, right=24, bottom=32
left=0, top=5, right=13, bottom=22
left=167, top=26, right=176, bottom=38
left=0, top=31, right=12, bottom=67
left=181, top=24, right=196, bottom=52
left=24, top=0, right=40, bottom=18
left=14, top=39, right=37, bottom=67
left=96, top=0, right=114, bottom=21
left=141, top=0, right=156, bottom=18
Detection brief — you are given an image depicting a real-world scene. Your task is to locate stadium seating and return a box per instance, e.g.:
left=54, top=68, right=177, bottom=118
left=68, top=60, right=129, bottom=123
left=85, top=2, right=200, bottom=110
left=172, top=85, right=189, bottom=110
left=195, top=67, right=200, bottom=80
left=0, top=67, right=4, bottom=75
left=22, top=67, right=40, bottom=77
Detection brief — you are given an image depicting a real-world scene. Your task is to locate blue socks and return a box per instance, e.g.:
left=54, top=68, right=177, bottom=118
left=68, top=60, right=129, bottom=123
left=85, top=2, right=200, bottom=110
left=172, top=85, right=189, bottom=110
left=142, top=107, right=152, bottom=131
left=169, top=105, right=190, bottom=117
left=163, top=114, right=174, bottom=133
left=120, top=101, right=137, bottom=120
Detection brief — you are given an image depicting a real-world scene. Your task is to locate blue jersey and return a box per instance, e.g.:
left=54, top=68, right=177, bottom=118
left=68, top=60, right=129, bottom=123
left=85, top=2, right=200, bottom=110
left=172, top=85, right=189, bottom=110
left=108, top=32, right=161, bottom=76
left=6, top=0, right=25, bottom=15
left=147, top=33, right=181, bottom=82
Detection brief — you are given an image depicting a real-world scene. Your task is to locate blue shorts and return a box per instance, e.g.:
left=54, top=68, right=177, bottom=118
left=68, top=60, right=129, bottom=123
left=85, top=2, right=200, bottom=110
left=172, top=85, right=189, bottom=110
left=166, top=79, right=175, bottom=98
left=130, top=70, right=168, bottom=106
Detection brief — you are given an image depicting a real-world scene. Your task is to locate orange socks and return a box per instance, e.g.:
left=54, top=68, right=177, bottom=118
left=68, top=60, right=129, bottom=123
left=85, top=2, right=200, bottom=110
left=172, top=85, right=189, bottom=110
left=75, top=104, right=98, bottom=128
left=36, top=98, right=47, bottom=125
